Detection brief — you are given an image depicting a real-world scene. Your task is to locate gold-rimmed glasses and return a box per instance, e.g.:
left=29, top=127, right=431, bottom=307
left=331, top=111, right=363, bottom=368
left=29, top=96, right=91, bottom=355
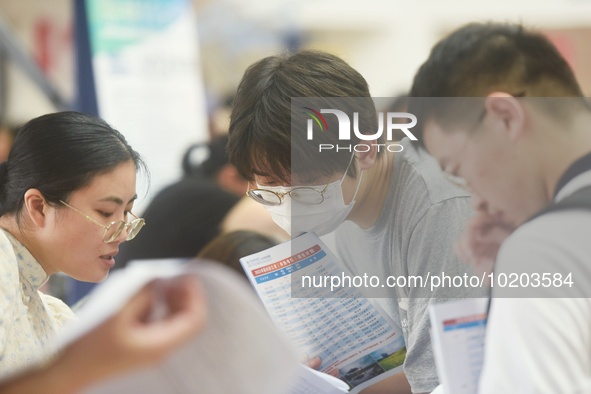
left=246, top=178, right=333, bottom=206
left=60, top=200, right=145, bottom=243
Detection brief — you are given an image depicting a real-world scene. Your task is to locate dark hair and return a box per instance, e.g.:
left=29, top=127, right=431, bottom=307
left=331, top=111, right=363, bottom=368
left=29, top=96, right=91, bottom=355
left=182, top=135, right=230, bottom=179
left=228, top=50, right=379, bottom=184
left=409, top=22, right=587, bottom=143
left=0, top=111, right=145, bottom=220
left=197, top=230, right=278, bottom=277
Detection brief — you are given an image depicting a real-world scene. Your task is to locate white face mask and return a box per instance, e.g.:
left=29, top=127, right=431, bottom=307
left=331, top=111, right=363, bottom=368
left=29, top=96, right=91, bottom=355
left=260, top=156, right=363, bottom=237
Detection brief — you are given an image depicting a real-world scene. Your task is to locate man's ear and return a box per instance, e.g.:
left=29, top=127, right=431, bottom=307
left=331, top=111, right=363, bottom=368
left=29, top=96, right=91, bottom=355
left=23, top=189, right=49, bottom=228
left=354, top=139, right=379, bottom=171
left=484, top=92, right=526, bottom=140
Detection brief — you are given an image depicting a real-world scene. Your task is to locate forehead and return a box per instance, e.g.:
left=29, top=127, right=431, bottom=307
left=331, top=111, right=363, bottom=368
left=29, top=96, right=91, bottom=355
left=422, top=119, right=470, bottom=164
left=74, top=161, right=137, bottom=201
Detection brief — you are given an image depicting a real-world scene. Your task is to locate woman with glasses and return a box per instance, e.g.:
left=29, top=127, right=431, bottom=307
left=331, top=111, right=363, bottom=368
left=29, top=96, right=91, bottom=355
left=0, top=111, right=206, bottom=391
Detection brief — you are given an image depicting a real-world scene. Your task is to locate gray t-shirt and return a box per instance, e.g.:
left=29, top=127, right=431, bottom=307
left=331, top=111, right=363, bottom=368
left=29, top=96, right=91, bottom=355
left=335, top=138, right=488, bottom=393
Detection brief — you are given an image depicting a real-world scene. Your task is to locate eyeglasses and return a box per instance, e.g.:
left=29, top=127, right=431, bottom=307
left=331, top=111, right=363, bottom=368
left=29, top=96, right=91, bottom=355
left=249, top=152, right=357, bottom=206
left=246, top=178, right=332, bottom=206
left=59, top=200, right=145, bottom=243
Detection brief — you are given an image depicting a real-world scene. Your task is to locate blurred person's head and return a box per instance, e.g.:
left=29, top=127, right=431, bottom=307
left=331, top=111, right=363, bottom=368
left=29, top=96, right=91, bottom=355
left=208, top=94, right=234, bottom=138
left=197, top=230, right=278, bottom=278
left=0, top=111, right=145, bottom=281
left=220, top=196, right=290, bottom=242
left=182, top=134, right=247, bottom=196
left=409, top=22, right=591, bottom=226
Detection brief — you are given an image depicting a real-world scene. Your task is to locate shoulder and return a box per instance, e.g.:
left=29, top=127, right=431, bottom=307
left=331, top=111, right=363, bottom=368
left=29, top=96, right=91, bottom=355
left=496, top=210, right=591, bottom=297
left=500, top=209, right=591, bottom=261
left=0, top=230, right=20, bottom=327
left=221, top=197, right=290, bottom=241
left=0, top=229, right=19, bottom=284
left=39, top=292, right=78, bottom=328
left=0, top=228, right=15, bottom=255
left=391, top=141, right=473, bottom=231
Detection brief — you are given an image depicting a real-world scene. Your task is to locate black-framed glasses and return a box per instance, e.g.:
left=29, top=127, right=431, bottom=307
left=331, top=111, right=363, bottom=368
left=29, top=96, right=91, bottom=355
left=60, top=200, right=145, bottom=243
left=246, top=178, right=333, bottom=206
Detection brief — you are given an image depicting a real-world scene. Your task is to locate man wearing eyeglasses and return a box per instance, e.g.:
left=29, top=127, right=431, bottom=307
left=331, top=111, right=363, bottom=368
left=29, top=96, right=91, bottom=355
left=227, top=51, right=486, bottom=394
left=409, top=23, right=591, bottom=392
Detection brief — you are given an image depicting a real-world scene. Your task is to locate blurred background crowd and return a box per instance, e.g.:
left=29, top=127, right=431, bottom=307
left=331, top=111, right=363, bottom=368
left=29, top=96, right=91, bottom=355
left=1, top=0, right=590, bottom=305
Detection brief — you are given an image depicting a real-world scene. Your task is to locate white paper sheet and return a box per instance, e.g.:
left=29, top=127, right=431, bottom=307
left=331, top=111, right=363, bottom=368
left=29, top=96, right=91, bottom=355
left=54, top=259, right=300, bottom=394
left=429, top=298, right=489, bottom=394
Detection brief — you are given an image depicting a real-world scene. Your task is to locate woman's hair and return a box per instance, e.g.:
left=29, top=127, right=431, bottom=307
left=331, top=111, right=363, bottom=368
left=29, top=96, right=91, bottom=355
left=197, top=230, right=278, bottom=278
left=0, top=111, right=146, bottom=220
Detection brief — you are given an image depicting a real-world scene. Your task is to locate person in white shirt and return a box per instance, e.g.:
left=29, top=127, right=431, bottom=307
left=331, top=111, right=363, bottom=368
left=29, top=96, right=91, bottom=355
left=409, top=22, right=591, bottom=393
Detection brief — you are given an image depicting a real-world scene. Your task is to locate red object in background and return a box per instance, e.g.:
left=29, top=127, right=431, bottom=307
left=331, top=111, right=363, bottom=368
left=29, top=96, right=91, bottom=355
left=34, top=18, right=51, bottom=73
left=545, top=31, right=578, bottom=72
left=33, top=17, right=72, bottom=75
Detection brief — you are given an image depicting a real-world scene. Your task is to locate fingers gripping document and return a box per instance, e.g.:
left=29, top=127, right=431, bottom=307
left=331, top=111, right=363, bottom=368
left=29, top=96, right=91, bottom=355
left=54, top=260, right=301, bottom=394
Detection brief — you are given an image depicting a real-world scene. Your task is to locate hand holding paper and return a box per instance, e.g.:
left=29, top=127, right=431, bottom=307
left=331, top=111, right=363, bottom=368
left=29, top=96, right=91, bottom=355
left=61, top=276, right=207, bottom=389
left=29, top=260, right=302, bottom=394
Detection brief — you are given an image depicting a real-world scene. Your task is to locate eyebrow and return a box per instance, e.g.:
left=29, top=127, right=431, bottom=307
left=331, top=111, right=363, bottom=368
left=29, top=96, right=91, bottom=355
left=99, top=195, right=138, bottom=205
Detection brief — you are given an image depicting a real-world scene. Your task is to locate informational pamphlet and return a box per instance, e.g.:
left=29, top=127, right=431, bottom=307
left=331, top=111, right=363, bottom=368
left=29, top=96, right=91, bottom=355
left=240, top=233, right=407, bottom=393
left=429, top=298, right=489, bottom=394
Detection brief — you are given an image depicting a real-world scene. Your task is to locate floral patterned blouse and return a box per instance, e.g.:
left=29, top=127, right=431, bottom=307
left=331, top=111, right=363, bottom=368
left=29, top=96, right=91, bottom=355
left=0, top=229, right=77, bottom=378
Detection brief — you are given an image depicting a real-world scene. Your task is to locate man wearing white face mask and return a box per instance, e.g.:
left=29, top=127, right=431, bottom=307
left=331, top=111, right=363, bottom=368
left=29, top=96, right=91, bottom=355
left=249, top=152, right=362, bottom=236
left=227, top=51, right=487, bottom=394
